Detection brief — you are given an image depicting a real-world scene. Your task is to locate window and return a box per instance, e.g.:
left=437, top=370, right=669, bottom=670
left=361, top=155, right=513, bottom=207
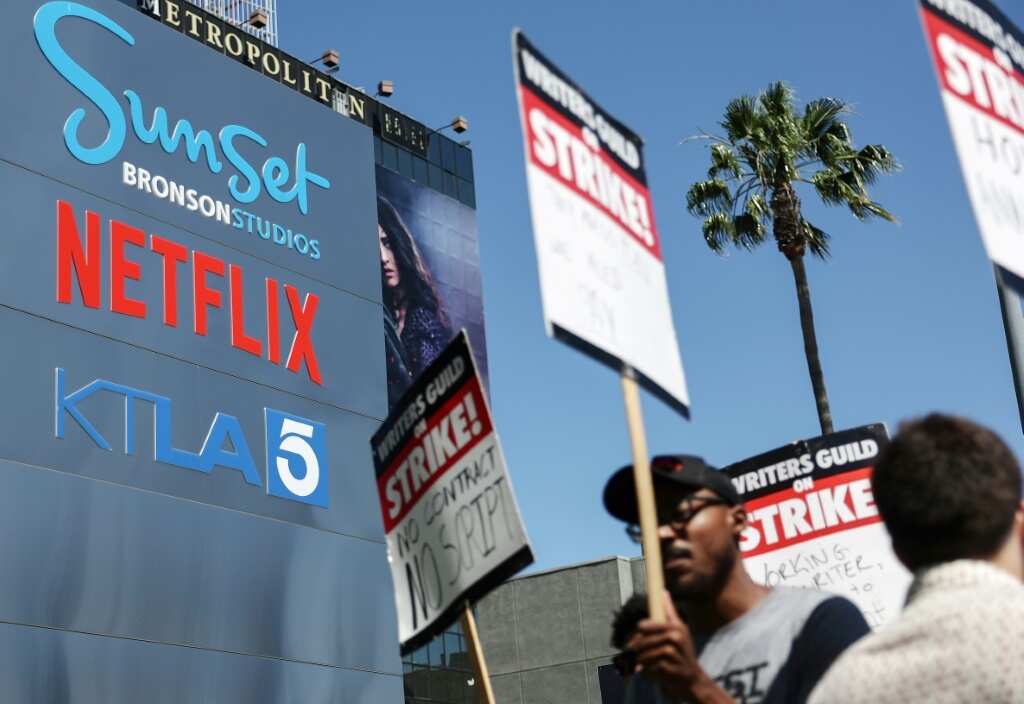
left=382, top=142, right=398, bottom=172
left=457, top=179, right=475, bottom=208
left=428, top=163, right=445, bottom=192
left=398, top=148, right=415, bottom=179
left=455, top=146, right=473, bottom=182
left=428, top=638, right=443, bottom=667
left=427, top=135, right=442, bottom=165
left=373, top=126, right=474, bottom=206
left=441, top=138, right=456, bottom=173
left=413, top=156, right=429, bottom=183
left=402, top=624, right=475, bottom=704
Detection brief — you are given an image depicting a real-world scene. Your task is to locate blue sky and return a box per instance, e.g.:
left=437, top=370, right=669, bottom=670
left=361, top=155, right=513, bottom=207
left=287, top=0, right=1024, bottom=572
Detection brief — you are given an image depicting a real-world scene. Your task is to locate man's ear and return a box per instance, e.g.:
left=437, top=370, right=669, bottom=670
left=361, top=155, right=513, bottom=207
left=729, top=503, right=748, bottom=539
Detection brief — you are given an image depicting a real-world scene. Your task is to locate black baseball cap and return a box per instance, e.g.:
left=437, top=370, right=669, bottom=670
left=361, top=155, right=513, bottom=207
left=603, top=454, right=740, bottom=524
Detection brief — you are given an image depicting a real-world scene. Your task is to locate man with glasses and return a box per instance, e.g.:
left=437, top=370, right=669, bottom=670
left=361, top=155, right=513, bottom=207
left=604, top=455, right=869, bottom=704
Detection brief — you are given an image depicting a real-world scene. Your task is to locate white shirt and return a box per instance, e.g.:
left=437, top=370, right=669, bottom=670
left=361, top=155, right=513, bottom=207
left=809, top=560, right=1024, bottom=704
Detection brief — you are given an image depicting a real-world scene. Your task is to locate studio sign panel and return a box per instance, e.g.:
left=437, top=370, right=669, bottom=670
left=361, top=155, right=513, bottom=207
left=55, top=368, right=329, bottom=507
left=30, top=1, right=335, bottom=508
left=34, top=1, right=335, bottom=390
left=35, top=1, right=330, bottom=264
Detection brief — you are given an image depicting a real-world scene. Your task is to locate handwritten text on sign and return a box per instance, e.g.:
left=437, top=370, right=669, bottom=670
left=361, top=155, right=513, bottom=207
left=512, top=31, right=689, bottom=414
left=725, top=425, right=911, bottom=629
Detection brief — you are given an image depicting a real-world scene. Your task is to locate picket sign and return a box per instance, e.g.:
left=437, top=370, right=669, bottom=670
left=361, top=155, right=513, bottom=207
left=917, top=0, right=1024, bottom=429
left=370, top=331, right=533, bottom=697
left=724, top=425, right=911, bottom=629
left=512, top=30, right=692, bottom=623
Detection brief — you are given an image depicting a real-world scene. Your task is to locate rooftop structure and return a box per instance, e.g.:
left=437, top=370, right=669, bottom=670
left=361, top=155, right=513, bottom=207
left=198, top=0, right=278, bottom=47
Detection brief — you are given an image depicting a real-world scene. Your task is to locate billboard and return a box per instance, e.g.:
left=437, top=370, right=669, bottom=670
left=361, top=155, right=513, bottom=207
left=512, top=30, right=689, bottom=415
left=371, top=332, right=531, bottom=654
left=724, top=425, right=911, bottom=629
left=0, top=0, right=400, bottom=700
left=376, top=165, right=488, bottom=408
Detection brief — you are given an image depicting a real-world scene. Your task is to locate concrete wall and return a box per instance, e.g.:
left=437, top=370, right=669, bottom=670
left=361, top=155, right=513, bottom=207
left=475, top=557, right=642, bottom=704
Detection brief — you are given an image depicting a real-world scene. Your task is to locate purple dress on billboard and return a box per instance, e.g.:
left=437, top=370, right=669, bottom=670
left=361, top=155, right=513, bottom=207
left=402, top=305, right=451, bottom=377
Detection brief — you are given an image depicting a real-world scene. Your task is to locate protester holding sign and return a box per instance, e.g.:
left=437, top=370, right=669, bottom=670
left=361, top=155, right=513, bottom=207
left=809, top=414, right=1024, bottom=704
left=604, top=456, right=868, bottom=703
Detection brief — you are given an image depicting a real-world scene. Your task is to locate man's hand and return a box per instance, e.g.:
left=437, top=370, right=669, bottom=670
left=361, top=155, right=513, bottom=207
left=626, top=592, right=734, bottom=703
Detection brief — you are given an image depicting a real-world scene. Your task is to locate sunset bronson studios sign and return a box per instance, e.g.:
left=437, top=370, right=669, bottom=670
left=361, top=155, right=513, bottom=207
left=0, top=0, right=383, bottom=529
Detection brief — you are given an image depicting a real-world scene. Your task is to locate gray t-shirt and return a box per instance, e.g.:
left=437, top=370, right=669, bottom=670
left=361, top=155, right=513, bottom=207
left=626, top=588, right=869, bottom=704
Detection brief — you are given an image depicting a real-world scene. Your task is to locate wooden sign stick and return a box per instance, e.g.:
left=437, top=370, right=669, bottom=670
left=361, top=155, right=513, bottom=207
left=621, top=371, right=666, bottom=622
left=460, top=604, right=496, bottom=704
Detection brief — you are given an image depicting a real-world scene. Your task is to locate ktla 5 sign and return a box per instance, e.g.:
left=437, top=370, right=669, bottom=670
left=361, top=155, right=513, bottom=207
left=55, top=368, right=328, bottom=507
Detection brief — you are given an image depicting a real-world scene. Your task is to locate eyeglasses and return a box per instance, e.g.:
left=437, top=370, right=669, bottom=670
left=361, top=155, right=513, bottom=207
left=624, top=497, right=731, bottom=544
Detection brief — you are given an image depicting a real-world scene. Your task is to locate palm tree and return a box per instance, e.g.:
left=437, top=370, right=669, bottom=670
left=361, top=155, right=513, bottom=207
left=686, top=82, right=898, bottom=435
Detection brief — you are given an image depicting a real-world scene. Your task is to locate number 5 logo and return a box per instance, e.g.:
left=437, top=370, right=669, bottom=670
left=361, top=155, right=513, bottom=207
left=265, top=409, right=328, bottom=507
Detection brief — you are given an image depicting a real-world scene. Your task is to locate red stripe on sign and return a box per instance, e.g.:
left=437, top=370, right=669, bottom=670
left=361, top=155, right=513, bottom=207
left=376, top=377, right=493, bottom=532
left=921, top=8, right=1024, bottom=138
left=739, top=468, right=881, bottom=558
left=519, top=85, right=662, bottom=261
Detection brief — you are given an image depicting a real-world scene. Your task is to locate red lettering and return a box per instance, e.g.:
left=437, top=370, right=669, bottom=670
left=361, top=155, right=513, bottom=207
left=284, top=284, right=321, bottom=384
left=266, top=277, right=281, bottom=364
left=192, top=251, right=224, bottom=336
left=52, top=202, right=325, bottom=388
left=151, top=235, right=188, bottom=327
left=740, top=469, right=880, bottom=557
left=109, top=220, right=147, bottom=318
left=56, top=200, right=100, bottom=308
left=229, top=264, right=262, bottom=357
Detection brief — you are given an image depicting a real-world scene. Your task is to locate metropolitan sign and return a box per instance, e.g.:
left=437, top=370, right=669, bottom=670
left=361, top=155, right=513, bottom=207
left=512, top=30, right=690, bottom=415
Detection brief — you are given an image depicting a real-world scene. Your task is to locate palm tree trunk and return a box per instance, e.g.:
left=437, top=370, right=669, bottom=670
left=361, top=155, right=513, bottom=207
left=789, top=255, right=833, bottom=435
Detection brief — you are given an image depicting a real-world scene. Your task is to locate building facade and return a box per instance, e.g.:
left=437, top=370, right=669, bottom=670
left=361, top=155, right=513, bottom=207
left=473, top=556, right=644, bottom=704
left=0, top=1, right=481, bottom=702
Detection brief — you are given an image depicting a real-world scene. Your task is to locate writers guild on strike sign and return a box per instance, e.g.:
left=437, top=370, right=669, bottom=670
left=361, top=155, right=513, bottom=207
left=512, top=30, right=690, bottom=415
left=370, top=331, right=532, bottom=653
left=724, top=425, right=912, bottom=629
left=919, top=0, right=1024, bottom=278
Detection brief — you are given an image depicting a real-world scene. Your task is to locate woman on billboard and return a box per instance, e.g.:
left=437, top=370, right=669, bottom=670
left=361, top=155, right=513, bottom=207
left=378, top=196, right=452, bottom=406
